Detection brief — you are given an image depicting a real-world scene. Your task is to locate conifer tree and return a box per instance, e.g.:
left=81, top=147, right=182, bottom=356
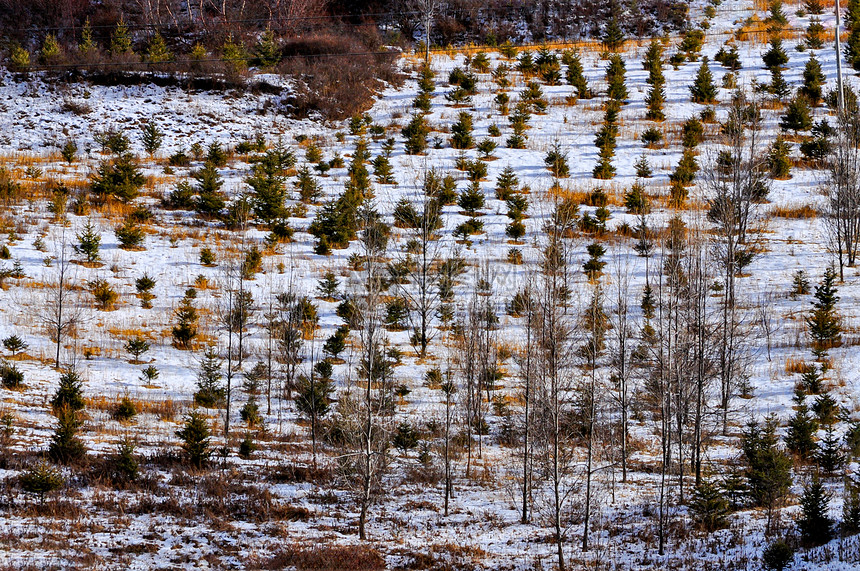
left=798, top=476, right=834, bottom=547
left=451, top=111, right=474, bottom=149
left=805, top=0, right=824, bottom=14
left=843, top=478, right=860, bottom=535
left=111, top=439, right=139, bottom=482
left=806, top=267, right=840, bottom=359
left=51, top=369, right=85, bottom=413
left=642, top=39, right=663, bottom=72
left=48, top=406, right=86, bottom=464
left=91, top=154, right=145, bottom=202
left=254, top=29, right=280, bottom=67
left=801, top=363, right=823, bottom=394
left=848, top=0, right=860, bottom=30
left=816, top=425, right=844, bottom=473
left=194, top=348, right=225, bottom=407
left=172, top=292, right=199, bottom=349
left=806, top=17, right=826, bottom=50
left=763, top=37, right=789, bottom=70
left=689, top=479, right=730, bottom=532
left=544, top=142, right=570, bottom=178
left=814, top=392, right=840, bottom=425
left=603, top=18, right=625, bottom=52
left=690, top=57, right=717, bottom=104
left=39, top=34, right=60, bottom=64
left=295, top=165, right=322, bottom=203
left=644, top=40, right=666, bottom=120
left=768, top=0, right=788, bottom=30
left=801, top=56, right=826, bottom=106
left=780, top=94, right=813, bottom=134
left=763, top=37, right=790, bottom=96
left=79, top=18, right=96, bottom=55
left=194, top=162, right=226, bottom=217
left=9, top=44, right=30, bottom=71
left=110, top=17, right=134, bottom=57
left=742, top=416, right=793, bottom=511
left=768, top=135, right=792, bottom=179
left=635, top=155, right=653, bottom=178
left=402, top=114, right=429, bottom=154
left=221, top=35, right=248, bottom=76
left=785, top=393, right=818, bottom=460
left=372, top=152, right=395, bottom=185
left=582, top=243, right=606, bottom=279
left=74, top=219, right=100, bottom=264
left=19, top=462, right=64, bottom=504
left=176, top=411, right=211, bottom=468
left=762, top=541, right=794, bottom=571
left=146, top=33, right=171, bottom=63
left=323, top=325, right=348, bottom=359
left=847, top=25, right=860, bottom=70
left=770, top=67, right=791, bottom=99
left=565, top=50, right=591, bottom=99
left=606, top=54, right=628, bottom=102
left=141, top=120, right=163, bottom=156
left=495, top=166, right=520, bottom=200
left=593, top=101, right=620, bottom=179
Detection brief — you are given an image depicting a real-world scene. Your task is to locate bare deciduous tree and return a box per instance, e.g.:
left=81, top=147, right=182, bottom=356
left=702, top=91, right=768, bottom=435
left=532, top=199, right=579, bottom=571
left=38, top=229, right=83, bottom=369
left=344, top=205, right=392, bottom=541
left=824, top=110, right=860, bottom=280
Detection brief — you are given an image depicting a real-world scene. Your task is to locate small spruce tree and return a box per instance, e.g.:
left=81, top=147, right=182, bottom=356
left=768, top=135, right=792, bottom=179
left=194, top=348, right=225, bottom=408
left=785, top=393, right=818, bottom=460
left=690, top=57, right=717, bottom=104
left=19, top=462, right=64, bottom=504
left=141, top=120, right=163, bottom=156
left=565, top=50, right=592, bottom=98
left=605, top=54, right=628, bottom=102
left=146, top=32, right=171, bottom=63
left=798, top=476, right=834, bottom=547
left=110, top=18, right=134, bottom=57
left=801, top=56, right=826, bottom=106
left=74, top=219, right=101, bottom=263
left=602, top=18, right=625, bottom=52
left=689, top=478, right=731, bottom=532
left=450, top=111, right=474, bottom=149
left=176, top=411, right=211, bottom=468
left=780, top=94, right=813, bottom=134
left=806, top=267, right=840, bottom=359
left=51, top=369, right=85, bottom=413
left=843, top=477, right=860, bottom=535
left=48, top=406, right=86, bottom=464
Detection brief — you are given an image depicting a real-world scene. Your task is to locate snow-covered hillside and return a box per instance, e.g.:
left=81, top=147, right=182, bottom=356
left=2, top=0, right=860, bottom=569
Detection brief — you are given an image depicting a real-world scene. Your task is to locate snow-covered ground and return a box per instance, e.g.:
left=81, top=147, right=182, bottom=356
left=2, top=0, right=860, bottom=568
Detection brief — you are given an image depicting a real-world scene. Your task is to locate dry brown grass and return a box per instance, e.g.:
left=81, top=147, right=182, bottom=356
left=86, top=394, right=182, bottom=421
left=251, top=544, right=385, bottom=571
left=769, top=203, right=818, bottom=219
left=785, top=356, right=812, bottom=374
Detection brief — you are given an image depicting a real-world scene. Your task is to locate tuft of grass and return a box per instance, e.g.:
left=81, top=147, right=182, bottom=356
left=769, top=203, right=817, bottom=219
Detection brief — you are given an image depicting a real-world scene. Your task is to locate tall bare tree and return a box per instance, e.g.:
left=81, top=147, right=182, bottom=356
left=512, top=279, right=536, bottom=523
left=391, top=192, right=443, bottom=358
left=702, top=91, right=768, bottom=435
left=38, top=229, right=83, bottom=369
left=579, top=281, right=608, bottom=552
left=824, top=110, right=860, bottom=280
left=217, top=248, right=254, bottom=441
left=532, top=199, right=578, bottom=571
left=608, top=248, right=635, bottom=483
left=346, top=205, right=391, bottom=541
left=455, top=288, right=483, bottom=478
